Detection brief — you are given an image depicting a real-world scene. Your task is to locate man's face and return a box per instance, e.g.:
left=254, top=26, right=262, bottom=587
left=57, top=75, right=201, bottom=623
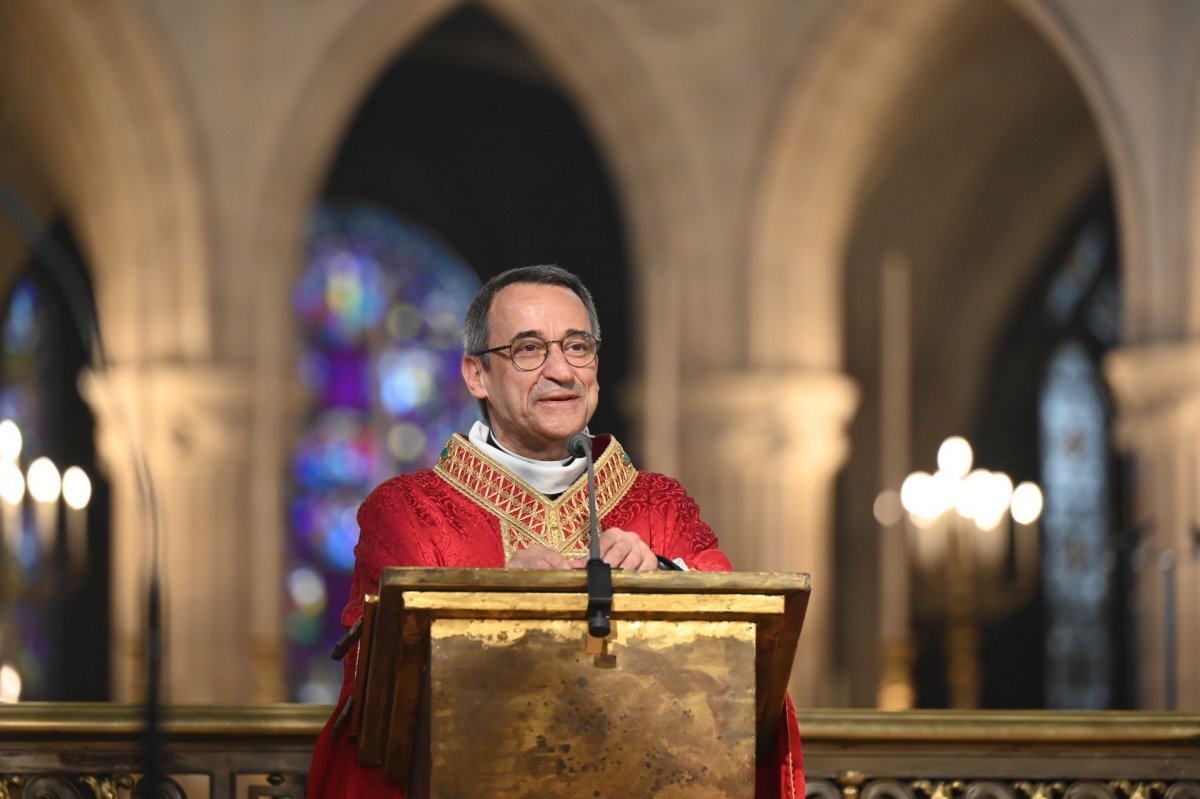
left=461, top=282, right=600, bottom=460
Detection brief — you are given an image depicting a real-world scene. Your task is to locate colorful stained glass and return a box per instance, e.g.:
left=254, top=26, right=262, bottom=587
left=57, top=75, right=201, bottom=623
left=289, top=203, right=481, bottom=703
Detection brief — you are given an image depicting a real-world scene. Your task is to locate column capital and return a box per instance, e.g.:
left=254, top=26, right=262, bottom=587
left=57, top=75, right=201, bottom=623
left=681, top=368, right=859, bottom=474
left=80, top=362, right=305, bottom=465
left=1104, top=341, right=1200, bottom=447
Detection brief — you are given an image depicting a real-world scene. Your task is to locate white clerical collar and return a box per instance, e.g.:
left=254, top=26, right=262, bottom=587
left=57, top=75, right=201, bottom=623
left=468, top=420, right=588, bottom=496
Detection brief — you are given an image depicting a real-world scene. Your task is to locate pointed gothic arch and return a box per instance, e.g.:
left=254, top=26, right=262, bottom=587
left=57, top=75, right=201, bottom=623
left=752, top=0, right=1116, bottom=705
left=258, top=0, right=712, bottom=470
left=0, top=0, right=208, bottom=360
left=0, top=0, right=209, bottom=700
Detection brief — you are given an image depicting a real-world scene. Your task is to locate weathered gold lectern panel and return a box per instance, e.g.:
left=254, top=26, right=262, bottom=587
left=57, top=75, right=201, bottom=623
left=430, top=618, right=756, bottom=798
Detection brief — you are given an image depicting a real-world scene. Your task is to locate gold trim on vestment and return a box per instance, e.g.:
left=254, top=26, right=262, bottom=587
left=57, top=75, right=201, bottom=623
left=434, top=434, right=639, bottom=560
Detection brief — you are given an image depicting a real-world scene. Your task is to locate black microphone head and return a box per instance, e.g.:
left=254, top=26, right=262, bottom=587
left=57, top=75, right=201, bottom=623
left=567, top=432, right=592, bottom=459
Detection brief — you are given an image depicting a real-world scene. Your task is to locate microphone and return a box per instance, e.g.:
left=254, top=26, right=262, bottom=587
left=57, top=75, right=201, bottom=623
left=568, top=432, right=611, bottom=638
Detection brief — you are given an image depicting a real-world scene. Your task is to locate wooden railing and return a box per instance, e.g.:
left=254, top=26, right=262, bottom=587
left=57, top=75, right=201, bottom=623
left=0, top=705, right=1195, bottom=797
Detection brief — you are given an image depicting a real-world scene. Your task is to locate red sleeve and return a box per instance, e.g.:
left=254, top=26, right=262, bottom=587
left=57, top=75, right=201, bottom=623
left=664, top=486, right=731, bottom=571
left=339, top=478, right=443, bottom=629
left=756, top=694, right=805, bottom=798
left=634, top=473, right=732, bottom=571
left=308, top=478, right=439, bottom=799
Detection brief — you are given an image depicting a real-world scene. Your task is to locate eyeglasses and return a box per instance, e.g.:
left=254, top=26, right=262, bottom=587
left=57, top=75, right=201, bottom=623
left=474, top=332, right=601, bottom=371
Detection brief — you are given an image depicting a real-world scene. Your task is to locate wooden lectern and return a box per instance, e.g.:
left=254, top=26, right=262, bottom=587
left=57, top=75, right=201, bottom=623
left=350, top=568, right=809, bottom=797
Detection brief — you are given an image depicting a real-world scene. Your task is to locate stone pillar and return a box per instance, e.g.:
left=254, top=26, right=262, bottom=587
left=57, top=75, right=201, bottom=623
left=1106, top=342, right=1200, bottom=710
left=679, top=368, right=858, bottom=708
left=84, top=362, right=299, bottom=703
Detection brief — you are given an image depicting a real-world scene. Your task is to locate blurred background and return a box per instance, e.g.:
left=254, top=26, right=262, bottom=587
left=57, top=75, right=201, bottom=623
left=0, top=0, right=1195, bottom=713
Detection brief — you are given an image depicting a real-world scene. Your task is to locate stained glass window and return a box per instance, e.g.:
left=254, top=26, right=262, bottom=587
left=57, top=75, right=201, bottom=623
left=1036, top=207, right=1122, bottom=708
left=1039, top=341, right=1112, bottom=708
left=289, top=203, right=481, bottom=702
left=0, top=280, right=52, bottom=698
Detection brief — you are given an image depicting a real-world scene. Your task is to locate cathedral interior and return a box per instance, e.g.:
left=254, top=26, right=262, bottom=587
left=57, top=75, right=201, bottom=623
left=0, top=0, right=1197, bottom=753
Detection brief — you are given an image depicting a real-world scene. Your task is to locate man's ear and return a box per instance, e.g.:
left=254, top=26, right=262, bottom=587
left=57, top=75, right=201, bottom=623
left=461, top=355, right=488, bottom=400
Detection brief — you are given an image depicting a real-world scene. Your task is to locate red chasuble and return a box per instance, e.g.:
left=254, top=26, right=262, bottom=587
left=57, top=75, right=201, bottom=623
left=307, top=433, right=804, bottom=798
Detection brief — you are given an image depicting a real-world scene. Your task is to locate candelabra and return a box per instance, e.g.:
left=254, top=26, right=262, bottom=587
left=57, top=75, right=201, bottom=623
left=877, top=436, right=1042, bottom=708
left=0, top=419, right=92, bottom=702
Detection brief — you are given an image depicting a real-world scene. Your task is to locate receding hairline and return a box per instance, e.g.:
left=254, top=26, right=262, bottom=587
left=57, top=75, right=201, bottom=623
left=482, top=282, right=596, bottom=339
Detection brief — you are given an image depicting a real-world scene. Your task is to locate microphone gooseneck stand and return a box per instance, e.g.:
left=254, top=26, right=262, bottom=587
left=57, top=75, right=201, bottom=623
left=567, top=432, right=611, bottom=638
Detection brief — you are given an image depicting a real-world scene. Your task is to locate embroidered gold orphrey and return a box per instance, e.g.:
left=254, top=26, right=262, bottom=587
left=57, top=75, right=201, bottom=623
left=434, top=434, right=638, bottom=560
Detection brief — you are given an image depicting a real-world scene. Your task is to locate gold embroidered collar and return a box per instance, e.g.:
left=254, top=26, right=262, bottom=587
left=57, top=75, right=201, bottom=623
left=434, top=434, right=638, bottom=560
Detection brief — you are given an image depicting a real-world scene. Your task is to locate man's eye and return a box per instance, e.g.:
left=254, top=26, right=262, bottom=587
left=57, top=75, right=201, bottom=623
left=515, top=341, right=543, bottom=353
left=565, top=341, right=588, bottom=353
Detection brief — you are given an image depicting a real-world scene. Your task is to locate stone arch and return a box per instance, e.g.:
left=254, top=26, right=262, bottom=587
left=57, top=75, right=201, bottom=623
left=751, top=1, right=952, bottom=371
left=751, top=0, right=1118, bottom=705
left=1003, top=0, right=1178, bottom=341
left=256, top=0, right=711, bottom=471
left=1190, top=57, right=1200, bottom=333
left=749, top=0, right=1141, bottom=370
left=0, top=0, right=210, bottom=700
left=0, top=0, right=208, bottom=362
left=1190, top=55, right=1200, bottom=335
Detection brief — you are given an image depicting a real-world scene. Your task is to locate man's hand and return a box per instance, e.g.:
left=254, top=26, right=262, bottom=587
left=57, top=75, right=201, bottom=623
left=506, top=542, right=573, bottom=569
left=571, top=527, right=658, bottom=572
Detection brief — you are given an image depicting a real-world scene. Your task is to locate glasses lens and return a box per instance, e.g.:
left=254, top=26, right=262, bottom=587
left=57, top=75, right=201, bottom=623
left=510, top=338, right=548, bottom=370
left=561, top=334, right=598, bottom=366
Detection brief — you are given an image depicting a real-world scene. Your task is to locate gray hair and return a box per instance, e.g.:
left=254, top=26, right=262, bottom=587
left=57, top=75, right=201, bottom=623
left=463, top=264, right=601, bottom=357
left=463, top=265, right=602, bottom=423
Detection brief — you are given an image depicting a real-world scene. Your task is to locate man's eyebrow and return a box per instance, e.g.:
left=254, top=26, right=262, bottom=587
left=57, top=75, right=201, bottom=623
left=507, top=328, right=592, bottom=340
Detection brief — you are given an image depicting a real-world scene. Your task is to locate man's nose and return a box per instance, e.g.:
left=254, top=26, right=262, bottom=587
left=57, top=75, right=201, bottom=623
left=540, top=342, right=575, bottom=380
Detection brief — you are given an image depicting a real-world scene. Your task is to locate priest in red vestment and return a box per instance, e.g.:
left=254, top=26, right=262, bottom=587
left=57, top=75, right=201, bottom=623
left=307, top=265, right=804, bottom=798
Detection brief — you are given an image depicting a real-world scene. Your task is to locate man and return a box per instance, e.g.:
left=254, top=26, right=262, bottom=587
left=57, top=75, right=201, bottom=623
left=307, top=265, right=803, bottom=797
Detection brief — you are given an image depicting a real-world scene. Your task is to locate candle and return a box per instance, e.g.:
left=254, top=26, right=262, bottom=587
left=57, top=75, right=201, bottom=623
left=0, top=461, right=24, bottom=557
left=0, top=420, right=21, bottom=462
left=0, top=421, right=23, bottom=559
left=1011, top=481, right=1044, bottom=582
left=27, top=457, right=61, bottom=558
left=62, top=467, right=92, bottom=573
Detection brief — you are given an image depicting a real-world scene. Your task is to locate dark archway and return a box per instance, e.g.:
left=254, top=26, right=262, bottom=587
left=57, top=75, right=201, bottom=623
left=965, top=185, right=1131, bottom=709
left=833, top=0, right=1109, bottom=706
left=320, top=5, right=631, bottom=438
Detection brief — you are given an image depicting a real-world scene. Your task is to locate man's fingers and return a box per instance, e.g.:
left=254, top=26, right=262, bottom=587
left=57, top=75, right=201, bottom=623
left=603, top=537, right=633, bottom=568
left=625, top=548, right=657, bottom=572
left=594, top=527, right=658, bottom=571
left=507, top=544, right=571, bottom=570
left=597, top=531, right=618, bottom=557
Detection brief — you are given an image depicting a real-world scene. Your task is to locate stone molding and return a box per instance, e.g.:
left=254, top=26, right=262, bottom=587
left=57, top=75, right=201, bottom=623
left=1104, top=341, right=1200, bottom=448
left=681, top=368, right=860, bottom=476
left=80, top=363, right=304, bottom=467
